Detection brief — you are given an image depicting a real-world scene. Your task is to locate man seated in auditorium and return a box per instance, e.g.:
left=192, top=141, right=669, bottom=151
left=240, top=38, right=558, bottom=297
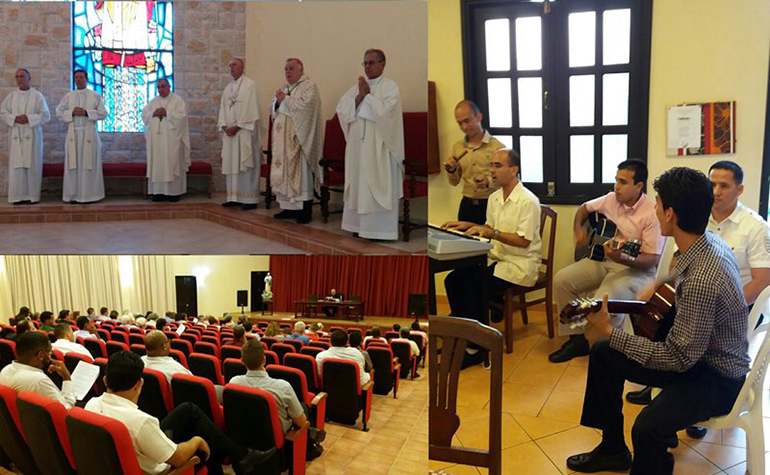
left=207, top=316, right=220, bottom=329
left=4, top=319, right=30, bottom=342
left=364, top=326, right=387, bottom=346
left=442, top=148, right=542, bottom=368
left=316, top=330, right=370, bottom=386
left=348, top=331, right=373, bottom=373
left=142, top=330, right=192, bottom=383
left=322, top=288, right=343, bottom=318
left=14, top=306, right=31, bottom=324
left=230, top=340, right=325, bottom=461
left=57, top=309, right=71, bottom=323
left=86, top=307, right=96, bottom=319
left=289, top=322, right=311, bottom=345
left=223, top=325, right=247, bottom=348
left=565, top=168, right=749, bottom=474
left=52, top=323, right=93, bottom=358
left=305, top=322, right=322, bottom=340
left=40, top=311, right=55, bottom=332
left=410, top=321, right=427, bottom=351
left=74, top=315, right=99, bottom=340
left=86, top=351, right=275, bottom=475
left=96, top=306, right=110, bottom=321
left=393, top=327, right=420, bottom=359
left=0, top=332, right=76, bottom=408
left=548, top=159, right=664, bottom=363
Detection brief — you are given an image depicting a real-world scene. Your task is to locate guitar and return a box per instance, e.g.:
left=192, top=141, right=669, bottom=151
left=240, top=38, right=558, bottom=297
left=574, top=212, right=643, bottom=262
left=559, top=278, right=677, bottom=341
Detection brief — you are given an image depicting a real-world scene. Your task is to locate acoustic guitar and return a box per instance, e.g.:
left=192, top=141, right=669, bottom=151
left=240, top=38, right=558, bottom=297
left=574, top=212, right=643, bottom=262
left=559, top=278, right=677, bottom=341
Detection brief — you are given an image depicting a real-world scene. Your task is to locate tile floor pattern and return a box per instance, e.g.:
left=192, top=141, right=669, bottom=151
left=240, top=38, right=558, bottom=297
left=430, top=302, right=765, bottom=475
left=0, top=365, right=428, bottom=475
left=0, top=218, right=304, bottom=254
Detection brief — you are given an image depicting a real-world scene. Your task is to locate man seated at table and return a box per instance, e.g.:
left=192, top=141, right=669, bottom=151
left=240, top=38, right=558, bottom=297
left=322, top=289, right=344, bottom=318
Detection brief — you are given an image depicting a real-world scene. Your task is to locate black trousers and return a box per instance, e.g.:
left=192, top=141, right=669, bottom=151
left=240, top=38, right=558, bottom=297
left=458, top=197, right=488, bottom=225
left=161, top=402, right=248, bottom=475
left=322, top=306, right=338, bottom=318
left=445, top=263, right=510, bottom=326
left=581, top=340, right=744, bottom=475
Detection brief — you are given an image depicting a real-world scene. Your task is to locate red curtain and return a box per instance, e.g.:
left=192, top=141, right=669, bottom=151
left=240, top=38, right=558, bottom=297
left=270, top=256, right=428, bottom=318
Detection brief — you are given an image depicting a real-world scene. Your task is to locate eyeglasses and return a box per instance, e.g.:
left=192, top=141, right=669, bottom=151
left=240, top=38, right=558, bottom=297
left=362, top=60, right=384, bottom=67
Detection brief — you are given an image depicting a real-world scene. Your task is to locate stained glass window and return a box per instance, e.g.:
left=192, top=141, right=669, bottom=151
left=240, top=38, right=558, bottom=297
left=72, top=1, right=174, bottom=133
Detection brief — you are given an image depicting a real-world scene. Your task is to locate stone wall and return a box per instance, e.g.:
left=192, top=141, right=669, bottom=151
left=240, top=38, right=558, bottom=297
left=0, top=1, right=247, bottom=196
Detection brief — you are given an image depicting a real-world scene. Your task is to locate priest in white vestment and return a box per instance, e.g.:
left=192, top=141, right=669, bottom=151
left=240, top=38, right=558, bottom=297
left=0, top=69, right=50, bottom=204
left=56, top=69, right=108, bottom=204
left=336, top=49, right=404, bottom=241
left=218, top=58, right=262, bottom=211
left=142, top=78, right=190, bottom=202
left=270, top=58, right=323, bottom=224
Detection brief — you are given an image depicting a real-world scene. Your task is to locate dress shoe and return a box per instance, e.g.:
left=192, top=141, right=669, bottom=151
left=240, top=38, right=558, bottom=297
left=222, top=201, right=240, bottom=207
left=274, top=209, right=297, bottom=220
left=151, top=195, right=166, bottom=202
left=460, top=350, right=484, bottom=369
left=306, top=442, right=323, bottom=461
left=567, top=446, right=631, bottom=473
left=237, top=446, right=278, bottom=473
left=625, top=386, right=653, bottom=405
left=240, top=203, right=258, bottom=211
left=296, top=199, right=313, bottom=224
left=167, top=195, right=180, bottom=202
left=548, top=336, right=589, bottom=363
left=12, top=200, right=31, bottom=205
left=685, top=426, right=708, bottom=439
left=308, top=427, right=326, bottom=443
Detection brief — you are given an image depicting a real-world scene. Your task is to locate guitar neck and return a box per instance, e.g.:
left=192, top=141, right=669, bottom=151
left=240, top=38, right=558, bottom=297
left=604, top=300, right=648, bottom=315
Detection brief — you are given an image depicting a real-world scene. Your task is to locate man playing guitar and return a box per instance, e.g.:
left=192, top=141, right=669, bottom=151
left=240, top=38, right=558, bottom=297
left=549, top=159, right=665, bottom=363
left=566, top=167, right=749, bottom=474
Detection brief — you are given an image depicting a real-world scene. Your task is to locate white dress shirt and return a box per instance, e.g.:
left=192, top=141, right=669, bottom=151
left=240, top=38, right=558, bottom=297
left=52, top=339, right=93, bottom=358
left=230, top=369, right=304, bottom=433
left=315, top=346, right=370, bottom=386
left=85, top=393, right=176, bottom=475
left=0, top=361, right=76, bottom=409
left=141, top=355, right=192, bottom=383
left=708, top=201, right=770, bottom=286
left=73, top=329, right=95, bottom=340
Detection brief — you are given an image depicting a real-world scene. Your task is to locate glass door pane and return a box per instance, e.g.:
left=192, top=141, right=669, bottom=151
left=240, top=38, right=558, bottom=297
left=570, top=135, right=594, bottom=183
left=485, top=19, right=511, bottom=71
left=487, top=78, right=513, bottom=127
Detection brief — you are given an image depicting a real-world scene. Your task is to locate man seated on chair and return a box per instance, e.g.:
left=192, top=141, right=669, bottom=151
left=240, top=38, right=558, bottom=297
left=322, top=289, right=343, bottom=318
left=230, top=339, right=325, bottom=461
left=566, top=167, right=750, bottom=475
left=223, top=325, right=247, bottom=348
left=363, top=326, right=387, bottom=346
left=52, top=323, right=93, bottom=358
left=391, top=327, right=420, bottom=377
left=548, top=159, right=664, bottom=363
left=289, top=321, right=311, bottom=345
left=626, top=160, right=770, bottom=438
left=347, top=331, right=373, bottom=374
left=86, top=351, right=275, bottom=475
left=316, top=329, right=370, bottom=386
left=0, top=331, right=76, bottom=408
left=441, top=149, right=542, bottom=368
left=74, top=315, right=99, bottom=340
left=40, top=311, right=55, bottom=332
left=142, top=330, right=192, bottom=384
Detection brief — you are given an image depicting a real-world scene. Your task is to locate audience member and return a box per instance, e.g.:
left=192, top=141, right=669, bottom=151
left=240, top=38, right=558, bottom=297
left=364, top=326, right=387, bottom=346
left=141, top=330, right=192, bottom=383
left=224, top=325, right=247, bottom=348
left=289, top=322, right=311, bottom=345
left=316, top=330, right=370, bottom=386
left=40, top=311, right=55, bottom=332
left=52, top=323, right=93, bottom=358
left=74, top=315, right=99, bottom=340
left=347, top=331, right=373, bottom=373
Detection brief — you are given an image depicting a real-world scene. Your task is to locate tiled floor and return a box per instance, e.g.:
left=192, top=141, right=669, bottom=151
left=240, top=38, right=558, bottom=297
left=429, top=301, right=763, bottom=475
left=0, top=194, right=427, bottom=255
left=0, top=218, right=303, bottom=254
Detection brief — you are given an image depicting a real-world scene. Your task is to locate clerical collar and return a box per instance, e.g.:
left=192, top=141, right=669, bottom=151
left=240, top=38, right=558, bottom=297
left=367, top=75, right=384, bottom=87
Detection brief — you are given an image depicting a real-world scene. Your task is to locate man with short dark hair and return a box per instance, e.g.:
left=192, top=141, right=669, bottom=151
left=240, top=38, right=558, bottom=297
left=97, top=307, right=110, bottom=321
left=52, top=322, right=92, bottom=358
left=549, top=159, right=665, bottom=363
left=315, top=330, right=370, bottom=386
left=230, top=339, right=325, bottom=460
left=5, top=319, right=30, bottom=342
left=40, top=311, right=55, bottom=332
left=445, top=100, right=505, bottom=224
left=0, top=331, right=76, bottom=408
left=223, top=325, right=246, bottom=348
left=442, top=148, right=542, bottom=367
left=347, top=331, right=372, bottom=373
left=566, top=167, right=750, bottom=474
left=85, top=351, right=275, bottom=475
left=74, top=315, right=98, bottom=340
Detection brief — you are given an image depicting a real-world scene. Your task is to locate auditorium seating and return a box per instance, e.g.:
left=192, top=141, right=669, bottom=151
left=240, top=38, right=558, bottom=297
left=368, top=346, right=401, bottom=398
left=321, top=358, right=374, bottom=431
left=171, top=374, right=224, bottom=429
left=171, top=338, right=194, bottom=357
left=224, top=384, right=307, bottom=475
left=17, top=391, right=76, bottom=475
left=220, top=344, right=243, bottom=362
left=137, top=368, right=174, bottom=420
left=129, top=343, right=147, bottom=356
left=106, top=341, right=130, bottom=358
left=284, top=353, right=321, bottom=395
left=169, top=349, right=189, bottom=369
left=272, top=343, right=295, bottom=365
left=267, top=365, right=327, bottom=431
left=83, top=338, right=107, bottom=359
left=261, top=337, right=278, bottom=349
left=128, top=334, right=145, bottom=346
left=283, top=339, right=304, bottom=352
left=188, top=353, right=225, bottom=386
left=223, top=358, right=248, bottom=384
left=390, top=340, right=418, bottom=380
left=0, top=385, right=42, bottom=475
left=300, top=346, right=323, bottom=358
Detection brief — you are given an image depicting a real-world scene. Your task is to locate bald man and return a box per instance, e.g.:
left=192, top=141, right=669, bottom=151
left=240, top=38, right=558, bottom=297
left=445, top=100, right=504, bottom=224
left=218, top=58, right=262, bottom=210
left=141, top=330, right=191, bottom=383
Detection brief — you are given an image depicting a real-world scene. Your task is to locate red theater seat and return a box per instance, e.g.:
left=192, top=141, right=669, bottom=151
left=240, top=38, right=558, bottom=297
left=17, top=391, right=76, bottom=475
left=321, top=358, right=374, bottom=431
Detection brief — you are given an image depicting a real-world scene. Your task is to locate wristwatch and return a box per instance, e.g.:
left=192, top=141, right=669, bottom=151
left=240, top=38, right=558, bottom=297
left=492, top=228, right=501, bottom=240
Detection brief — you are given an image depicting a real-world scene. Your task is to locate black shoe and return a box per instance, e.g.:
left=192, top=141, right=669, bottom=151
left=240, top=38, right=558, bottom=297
left=308, top=427, right=326, bottom=443
left=167, top=195, right=179, bottom=202
left=151, top=195, right=166, bottom=202
left=238, top=446, right=278, bottom=473
left=12, top=200, right=31, bottom=205
left=306, top=442, right=323, bottom=461
left=240, top=203, right=258, bottom=210
left=296, top=199, right=313, bottom=224
left=626, top=386, right=653, bottom=406
left=222, top=201, right=240, bottom=207
left=548, top=337, right=589, bottom=363
left=567, top=446, right=632, bottom=473
left=274, top=210, right=297, bottom=220
left=460, top=350, right=485, bottom=369
left=69, top=200, right=78, bottom=204
left=685, top=426, right=708, bottom=439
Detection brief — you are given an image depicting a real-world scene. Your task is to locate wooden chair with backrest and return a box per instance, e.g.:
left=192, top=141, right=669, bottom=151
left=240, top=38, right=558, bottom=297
left=429, top=316, right=503, bottom=475
left=490, top=204, right=557, bottom=353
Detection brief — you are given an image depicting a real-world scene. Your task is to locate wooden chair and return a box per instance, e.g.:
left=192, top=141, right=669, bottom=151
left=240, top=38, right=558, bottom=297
left=491, top=205, right=557, bottom=353
left=261, top=115, right=276, bottom=208
left=399, top=111, right=428, bottom=242
left=429, top=316, right=503, bottom=475
left=319, top=114, right=346, bottom=222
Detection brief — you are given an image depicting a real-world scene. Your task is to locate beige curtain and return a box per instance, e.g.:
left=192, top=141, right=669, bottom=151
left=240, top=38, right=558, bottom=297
left=130, top=256, right=175, bottom=314
left=3, top=255, right=123, bottom=315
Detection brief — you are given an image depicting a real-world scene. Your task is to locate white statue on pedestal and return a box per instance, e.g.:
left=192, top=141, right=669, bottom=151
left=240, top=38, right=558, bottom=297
left=262, top=272, right=273, bottom=301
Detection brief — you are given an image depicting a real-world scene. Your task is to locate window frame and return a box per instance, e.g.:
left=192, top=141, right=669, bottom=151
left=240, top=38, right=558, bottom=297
left=461, top=0, right=653, bottom=204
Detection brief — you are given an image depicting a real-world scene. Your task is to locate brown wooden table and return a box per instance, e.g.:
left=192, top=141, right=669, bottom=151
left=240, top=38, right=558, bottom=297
left=293, top=299, right=365, bottom=321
